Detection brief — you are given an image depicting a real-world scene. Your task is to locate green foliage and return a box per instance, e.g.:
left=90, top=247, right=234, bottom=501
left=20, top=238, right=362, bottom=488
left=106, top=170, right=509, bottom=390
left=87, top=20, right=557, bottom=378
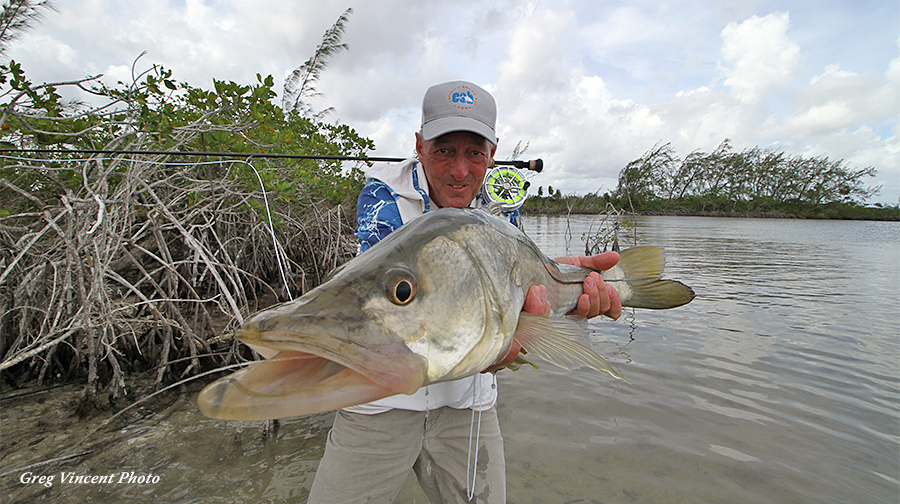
left=0, top=58, right=374, bottom=401
left=603, top=139, right=893, bottom=220
left=0, top=60, right=374, bottom=214
left=614, top=139, right=881, bottom=206
left=524, top=140, right=895, bottom=220
left=523, top=191, right=614, bottom=215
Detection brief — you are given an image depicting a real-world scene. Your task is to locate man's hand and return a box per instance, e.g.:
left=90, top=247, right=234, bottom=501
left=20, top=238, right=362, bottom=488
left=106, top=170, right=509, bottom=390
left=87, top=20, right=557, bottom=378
left=555, top=251, right=622, bottom=320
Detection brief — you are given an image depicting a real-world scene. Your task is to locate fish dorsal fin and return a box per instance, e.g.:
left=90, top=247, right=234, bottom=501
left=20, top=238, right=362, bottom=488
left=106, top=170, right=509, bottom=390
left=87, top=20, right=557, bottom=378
left=617, top=246, right=665, bottom=281
left=513, top=313, right=625, bottom=381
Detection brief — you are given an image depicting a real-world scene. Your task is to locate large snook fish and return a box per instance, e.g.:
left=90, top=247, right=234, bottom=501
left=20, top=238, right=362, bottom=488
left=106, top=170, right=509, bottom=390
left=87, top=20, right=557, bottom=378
left=198, top=208, right=694, bottom=421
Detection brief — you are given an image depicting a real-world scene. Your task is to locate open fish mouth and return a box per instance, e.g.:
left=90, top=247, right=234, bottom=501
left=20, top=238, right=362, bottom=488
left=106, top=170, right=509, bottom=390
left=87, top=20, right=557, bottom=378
left=197, top=336, right=428, bottom=421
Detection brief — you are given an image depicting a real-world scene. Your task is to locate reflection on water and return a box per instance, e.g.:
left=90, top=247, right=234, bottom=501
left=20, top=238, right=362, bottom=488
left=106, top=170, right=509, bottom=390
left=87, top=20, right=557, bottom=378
left=2, top=216, right=898, bottom=503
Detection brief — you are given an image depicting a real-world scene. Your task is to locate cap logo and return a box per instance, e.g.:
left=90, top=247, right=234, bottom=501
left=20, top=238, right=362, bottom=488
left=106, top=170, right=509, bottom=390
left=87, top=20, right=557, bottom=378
left=448, top=85, right=477, bottom=110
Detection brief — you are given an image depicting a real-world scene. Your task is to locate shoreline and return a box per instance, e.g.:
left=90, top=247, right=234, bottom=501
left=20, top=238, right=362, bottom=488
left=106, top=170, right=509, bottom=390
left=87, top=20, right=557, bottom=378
left=520, top=206, right=900, bottom=221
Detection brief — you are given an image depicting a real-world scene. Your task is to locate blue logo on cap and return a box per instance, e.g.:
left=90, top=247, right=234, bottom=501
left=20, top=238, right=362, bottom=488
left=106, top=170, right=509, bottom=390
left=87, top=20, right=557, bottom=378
left=448, top=85, right=477, bottom=110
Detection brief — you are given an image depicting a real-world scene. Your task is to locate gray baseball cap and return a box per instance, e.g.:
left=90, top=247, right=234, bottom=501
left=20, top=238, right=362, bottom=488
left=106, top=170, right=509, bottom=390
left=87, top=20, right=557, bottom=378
left=420, top=81, right=497, bottom=145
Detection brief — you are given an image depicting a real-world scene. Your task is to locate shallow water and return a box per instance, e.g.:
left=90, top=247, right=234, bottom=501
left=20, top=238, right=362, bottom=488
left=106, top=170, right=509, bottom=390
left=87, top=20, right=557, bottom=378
left=509, top=215, right=899, bottom=504
left=2, top=215, right=898, bottom=503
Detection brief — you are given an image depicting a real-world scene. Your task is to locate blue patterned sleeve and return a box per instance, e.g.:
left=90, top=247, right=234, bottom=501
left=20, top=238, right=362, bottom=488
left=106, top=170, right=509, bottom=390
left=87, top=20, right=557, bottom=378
left=355, top=179, right=403, bottom=253
left=507, top=208, right=521, bottom=228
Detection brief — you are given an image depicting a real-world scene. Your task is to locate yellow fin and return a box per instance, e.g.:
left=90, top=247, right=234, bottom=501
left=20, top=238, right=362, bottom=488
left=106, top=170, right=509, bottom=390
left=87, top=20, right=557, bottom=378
left=513, top=313, right=625, bottom=381
left=503, top=354, right=539, bottom=372
left=607, top=246, right=695, bottom=309
left=617, top=246, right=666, bottom=280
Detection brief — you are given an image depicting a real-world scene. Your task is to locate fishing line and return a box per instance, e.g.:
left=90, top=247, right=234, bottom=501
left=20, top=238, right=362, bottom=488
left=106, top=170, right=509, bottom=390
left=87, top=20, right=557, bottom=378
left=466, top=373, right=484, bottom=501
left=242, top=159, right=292, bottom=300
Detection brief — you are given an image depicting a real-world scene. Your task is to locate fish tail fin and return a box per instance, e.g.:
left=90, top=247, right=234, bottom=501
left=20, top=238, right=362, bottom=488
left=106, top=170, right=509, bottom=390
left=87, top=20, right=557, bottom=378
left=607, top=246, right=695, bottom=309
left=513, top=313, right=626, bottom=381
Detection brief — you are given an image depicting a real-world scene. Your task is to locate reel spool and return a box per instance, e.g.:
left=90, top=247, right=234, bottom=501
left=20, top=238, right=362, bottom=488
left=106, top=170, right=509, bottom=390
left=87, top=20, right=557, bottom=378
left=481, top=159, right=542, bottom=212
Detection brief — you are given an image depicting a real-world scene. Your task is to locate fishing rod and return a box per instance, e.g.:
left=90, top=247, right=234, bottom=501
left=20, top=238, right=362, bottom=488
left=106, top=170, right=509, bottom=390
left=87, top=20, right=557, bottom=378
left=2, top=148, right=544, bottom=211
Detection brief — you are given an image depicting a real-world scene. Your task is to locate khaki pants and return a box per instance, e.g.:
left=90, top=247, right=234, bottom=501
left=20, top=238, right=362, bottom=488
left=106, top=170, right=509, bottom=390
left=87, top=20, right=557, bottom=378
left=307, top=406, right=506, bottom=503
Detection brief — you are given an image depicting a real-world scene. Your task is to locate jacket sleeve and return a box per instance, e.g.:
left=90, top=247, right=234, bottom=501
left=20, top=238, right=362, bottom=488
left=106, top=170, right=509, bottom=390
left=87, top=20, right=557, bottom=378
left=355, top=179, right=403, bottom=254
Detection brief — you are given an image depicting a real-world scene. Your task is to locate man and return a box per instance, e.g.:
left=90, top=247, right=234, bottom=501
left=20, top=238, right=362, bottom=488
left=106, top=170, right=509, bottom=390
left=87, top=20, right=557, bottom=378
left=307, top=81, right=621, bottom=504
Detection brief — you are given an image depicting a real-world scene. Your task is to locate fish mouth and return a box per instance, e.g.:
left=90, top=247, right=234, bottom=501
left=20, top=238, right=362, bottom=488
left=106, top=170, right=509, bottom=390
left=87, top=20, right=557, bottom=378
left=198, top=333, right=428, bottom=421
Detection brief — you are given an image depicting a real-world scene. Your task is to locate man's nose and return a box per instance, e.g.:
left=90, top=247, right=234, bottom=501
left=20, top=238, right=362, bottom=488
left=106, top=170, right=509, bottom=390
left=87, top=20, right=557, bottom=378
left=448, top=153, right=469, bottom=179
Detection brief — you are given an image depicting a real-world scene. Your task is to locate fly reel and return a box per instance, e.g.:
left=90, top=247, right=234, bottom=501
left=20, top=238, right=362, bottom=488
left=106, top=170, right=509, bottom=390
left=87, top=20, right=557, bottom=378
left=481, top=159, right=543, bottom=212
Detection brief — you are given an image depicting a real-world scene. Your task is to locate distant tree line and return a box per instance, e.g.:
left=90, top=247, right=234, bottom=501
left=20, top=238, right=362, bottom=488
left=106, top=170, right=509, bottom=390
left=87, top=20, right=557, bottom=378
left=524, top=140, right=897, bottom=220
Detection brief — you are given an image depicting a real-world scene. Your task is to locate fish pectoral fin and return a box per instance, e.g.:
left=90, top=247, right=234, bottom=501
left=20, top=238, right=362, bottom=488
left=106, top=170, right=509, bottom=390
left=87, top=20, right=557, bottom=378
left=512, top=313, right=626, bottom=381
left=503, top=354, right=539, bottom=372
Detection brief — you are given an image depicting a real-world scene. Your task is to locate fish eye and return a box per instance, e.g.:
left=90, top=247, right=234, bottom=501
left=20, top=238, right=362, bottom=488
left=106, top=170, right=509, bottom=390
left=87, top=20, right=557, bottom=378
left=385, top=272, right=417, bottom=305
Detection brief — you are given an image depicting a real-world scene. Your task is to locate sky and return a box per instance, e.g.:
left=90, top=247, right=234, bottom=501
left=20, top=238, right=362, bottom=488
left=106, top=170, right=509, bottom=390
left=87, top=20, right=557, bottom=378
left=6, top=0, right=900, bottom=204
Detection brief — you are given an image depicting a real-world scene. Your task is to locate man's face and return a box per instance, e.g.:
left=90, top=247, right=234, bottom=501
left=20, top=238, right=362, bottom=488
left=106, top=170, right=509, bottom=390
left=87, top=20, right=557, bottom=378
left=416, top=131, right=497, bottom=209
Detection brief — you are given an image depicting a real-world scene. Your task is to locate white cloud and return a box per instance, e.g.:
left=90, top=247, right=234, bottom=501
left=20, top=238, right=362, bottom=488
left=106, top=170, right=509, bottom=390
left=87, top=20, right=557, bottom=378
left=720, top=11, right=802, bottom=103
left=100, top=65, right=131, bottom=87
left=498, top=4, right=573, bottom=93
left=6, top=33, right=78, bottom=78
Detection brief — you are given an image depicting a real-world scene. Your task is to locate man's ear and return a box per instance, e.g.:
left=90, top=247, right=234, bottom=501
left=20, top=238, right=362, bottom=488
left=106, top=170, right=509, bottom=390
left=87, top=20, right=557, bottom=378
left=415, top=132, right=425, bottom=159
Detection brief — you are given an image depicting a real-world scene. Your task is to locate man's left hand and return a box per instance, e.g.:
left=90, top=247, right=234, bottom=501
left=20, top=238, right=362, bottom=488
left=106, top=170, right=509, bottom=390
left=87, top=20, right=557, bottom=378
left=555, top=251, right=622, bottom=320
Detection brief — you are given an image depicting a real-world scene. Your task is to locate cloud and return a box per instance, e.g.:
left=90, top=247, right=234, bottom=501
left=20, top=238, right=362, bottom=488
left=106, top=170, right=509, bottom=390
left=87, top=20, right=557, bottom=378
left=493, top=7, right=898, bottom=203
left=8, top=34, right=77, bottom=70
left=755, top=49, right=900, bottom=201
left=3, top=1, right=897, bottom=204
left=720, top=11, right=802, bottom=103
left=490, top=5, right=669, bottom=194
left=785, top=62, right=900, bottom=134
